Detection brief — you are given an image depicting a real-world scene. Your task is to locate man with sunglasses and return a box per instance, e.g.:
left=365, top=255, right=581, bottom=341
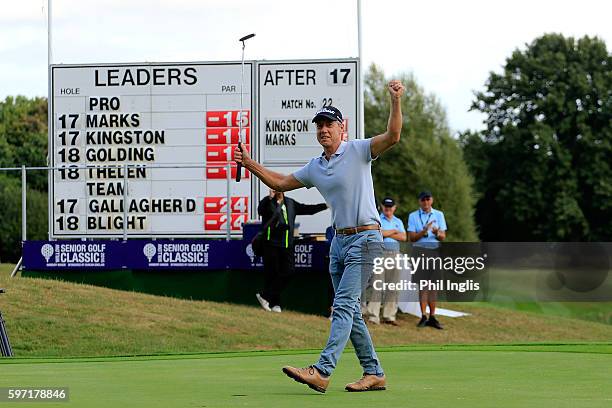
left=234, top=80, right=405, bottom=393
left=407, top=191, right=447, bottom=329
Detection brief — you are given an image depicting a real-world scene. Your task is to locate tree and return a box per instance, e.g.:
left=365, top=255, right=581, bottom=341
left=464, top=34, right=611, bottom=241
left=365, top=64, right=477, bottom=241
left=0, top=96, right=48, bottom=191
left=0, top=96, right=49, bottom=261
left=0, top=174, right=48, bottom=262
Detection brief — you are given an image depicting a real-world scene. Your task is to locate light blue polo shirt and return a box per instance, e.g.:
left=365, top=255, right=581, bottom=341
left=407, top=208, right=447, bottom=249
left=380, top=213, right=405, bottom=251
left=293, top=139, right=381, bottom=229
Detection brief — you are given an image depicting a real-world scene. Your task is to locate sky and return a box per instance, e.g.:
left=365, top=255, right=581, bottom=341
left=1, top=0, right=610, bottom=132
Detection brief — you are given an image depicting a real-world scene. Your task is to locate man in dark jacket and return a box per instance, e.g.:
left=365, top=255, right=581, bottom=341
left=256, top=189, right=327, bottom=313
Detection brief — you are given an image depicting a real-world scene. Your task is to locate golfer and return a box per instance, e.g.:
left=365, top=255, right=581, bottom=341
left=234, top=80, right=405, bottom=393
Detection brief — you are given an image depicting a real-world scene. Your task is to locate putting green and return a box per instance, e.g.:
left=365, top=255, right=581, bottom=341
left=1, top=346, right=610, bottom=408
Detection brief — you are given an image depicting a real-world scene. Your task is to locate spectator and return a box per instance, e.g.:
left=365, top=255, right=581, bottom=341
left=365, top=197, right=406, bottom=326
left=255, top=189, right=327, bottom=313
left=407, top=191, right=447, bottom=329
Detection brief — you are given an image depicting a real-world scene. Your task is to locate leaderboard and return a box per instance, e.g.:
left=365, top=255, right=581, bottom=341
left=51, top=63, right=252, bottom=237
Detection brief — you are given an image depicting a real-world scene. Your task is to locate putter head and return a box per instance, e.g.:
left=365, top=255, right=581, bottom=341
left=0, top=288, right=5, bottom=294
left=239, top=33, right=256, bottom=42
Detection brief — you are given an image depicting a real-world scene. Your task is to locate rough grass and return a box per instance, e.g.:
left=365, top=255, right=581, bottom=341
left=1, top=264, right=611, bottom=358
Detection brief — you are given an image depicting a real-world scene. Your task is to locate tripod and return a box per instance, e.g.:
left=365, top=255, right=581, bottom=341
left=0, top=289, right=13, bottom=357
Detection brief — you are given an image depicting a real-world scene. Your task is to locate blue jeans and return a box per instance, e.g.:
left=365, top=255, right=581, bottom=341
left=314, top=229, right=384, bottom=377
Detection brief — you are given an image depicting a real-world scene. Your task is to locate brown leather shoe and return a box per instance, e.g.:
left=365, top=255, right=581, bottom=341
left=282, top=365, right=329, bottom=393
left=345, top=373, right=386, bottom=392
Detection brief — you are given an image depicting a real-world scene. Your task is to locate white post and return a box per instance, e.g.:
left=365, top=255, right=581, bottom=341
left=226, top=163, right=231, bottom=241
left=357, top=0, right=365, bottom=139
left=123, top=163, right=128, bottom=240
left=13, top=166, right=27, bottom=278
left=48, top=0, right=53, bottom=66
left=47, top=0, right=53, bottom=240
left=21, top=165, right=26, bottom=241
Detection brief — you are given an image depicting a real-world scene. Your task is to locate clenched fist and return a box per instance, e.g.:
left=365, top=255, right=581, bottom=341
left=388, top=80, right=405, bottom=99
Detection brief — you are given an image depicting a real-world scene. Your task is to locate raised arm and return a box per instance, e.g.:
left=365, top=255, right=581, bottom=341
left=234, top=146, right=304, bottom=192
left=370, top=80, right=405, bottom=158
left=294, top=201, right=328, bottom=216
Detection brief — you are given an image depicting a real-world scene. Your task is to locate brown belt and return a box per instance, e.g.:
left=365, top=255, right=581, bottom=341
left=335, top=224, right=381, bottom=235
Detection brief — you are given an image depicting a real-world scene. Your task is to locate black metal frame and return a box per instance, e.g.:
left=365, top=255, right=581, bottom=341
left=0, top=289, right=13, bottom=357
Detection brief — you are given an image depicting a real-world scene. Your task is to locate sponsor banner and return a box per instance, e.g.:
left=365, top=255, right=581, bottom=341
left=22, top=241, right=611, bottom=301
left=23, top=239, right=331, bottom=272
left=293, top=242, right=328, bottom=271
left=24, top=240, right=122, bottom=269
left=225, top=239, right=329, bottom=271
left=132, top=240, right=226, bottom=270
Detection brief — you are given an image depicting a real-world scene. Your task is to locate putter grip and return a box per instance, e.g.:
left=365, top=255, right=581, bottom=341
left=236, top=142, right=242, bottom=182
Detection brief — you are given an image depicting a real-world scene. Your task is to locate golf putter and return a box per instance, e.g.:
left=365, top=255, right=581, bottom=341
left=236, top=33, right=255, bottom=182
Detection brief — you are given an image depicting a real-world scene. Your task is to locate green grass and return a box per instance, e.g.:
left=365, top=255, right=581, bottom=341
left=486, top=301, right=612, bottom=325
left=2, top=264, right=612, bottom=358
left=1, top=346, right=611, bottom=407
left=2, top=263, right=612, bottom=407
left=483, top=266, right=612, bottom=299
left=476, top=266, right=612, bottom=324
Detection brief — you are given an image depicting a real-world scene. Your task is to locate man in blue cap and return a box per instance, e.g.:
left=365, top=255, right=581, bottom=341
left=234, top=80, right=405, bottom=393
left=407, top=190, right=447, bottom=329
left=365, top=197, right=406, bottom=326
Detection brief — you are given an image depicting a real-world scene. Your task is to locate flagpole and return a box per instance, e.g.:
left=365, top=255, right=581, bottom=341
left=47, top=0, right=53, bottom=240
left=48, top=0, right=53, bottom=66
left=357, top=0, right=364, bottom=139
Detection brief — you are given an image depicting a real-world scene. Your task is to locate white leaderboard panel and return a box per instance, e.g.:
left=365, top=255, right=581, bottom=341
left=257, top=60, right=358, bottom=234
left=50, top=59, right=358, bottom=238
left=258, top=60, right=358, bottom=164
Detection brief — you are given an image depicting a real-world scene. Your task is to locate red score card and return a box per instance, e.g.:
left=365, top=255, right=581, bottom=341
left=206, top=144, right=249, bottom=162
left=204, top=213, right=249, bottom=231
left=206, top=163, right=250, bottom=180
left=206, top=127, right=250, bottom=145
left=206, top=111, right=250, bottom=128
left=204, top=197, right=249, bottom=213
